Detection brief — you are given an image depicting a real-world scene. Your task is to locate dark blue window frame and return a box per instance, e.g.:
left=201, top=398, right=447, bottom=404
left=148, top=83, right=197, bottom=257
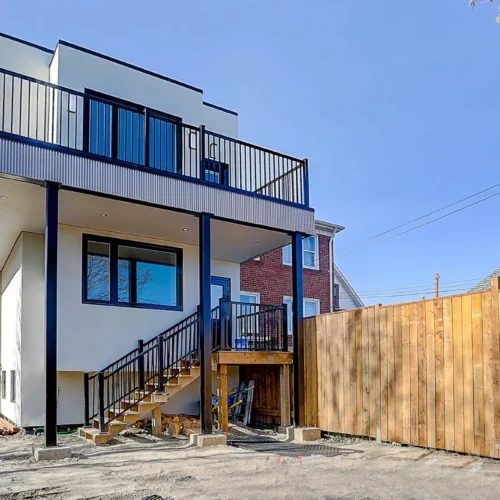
left=82, top=234, right=183, bottom=311
left=85, top=89, right=182, bottom=173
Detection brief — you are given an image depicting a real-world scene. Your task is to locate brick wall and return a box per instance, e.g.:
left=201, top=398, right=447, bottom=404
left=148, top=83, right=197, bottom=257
left=240, top=234, right=332, bottom=313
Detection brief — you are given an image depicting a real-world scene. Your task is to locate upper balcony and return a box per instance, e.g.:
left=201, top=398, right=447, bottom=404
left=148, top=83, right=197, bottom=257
left=0, top=65, right=313, bottom=235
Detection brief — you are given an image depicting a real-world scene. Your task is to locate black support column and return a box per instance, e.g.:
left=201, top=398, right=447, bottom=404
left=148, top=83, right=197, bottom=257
left=44, top=181, right=59, bottom=447
left=199, top=213, right=213, bottom=434
left=291, top=232, right=304, bottom=427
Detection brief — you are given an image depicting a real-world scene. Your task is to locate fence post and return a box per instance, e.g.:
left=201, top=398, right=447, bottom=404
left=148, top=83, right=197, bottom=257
left=158, top=336, right=165, bottom=392
left=282, top=305, right=289, bottom=352
left=137, top=339, right=145, bottom=391
left=83, top=372, right=89, bottom=426
left=97, top=371, right=105, bottom=433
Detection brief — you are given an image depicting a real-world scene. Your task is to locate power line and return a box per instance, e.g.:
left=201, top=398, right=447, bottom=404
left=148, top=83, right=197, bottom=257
left=350, top=277, right=482, bottom=294
left=337, top=190, right=500, bottom=258
left=337, top=181, right=500, bottom=254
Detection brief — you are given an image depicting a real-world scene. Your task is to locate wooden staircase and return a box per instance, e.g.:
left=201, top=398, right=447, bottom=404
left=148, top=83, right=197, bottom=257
left=80, top=312, right=201, bottom=445
left=80, top=363, right=200, bottom=444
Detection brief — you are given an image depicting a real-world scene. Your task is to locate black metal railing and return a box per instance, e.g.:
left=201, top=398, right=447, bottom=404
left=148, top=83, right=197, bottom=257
left=84, top=311, right=199, bottom=431
left=216, top=300, right=288, bottom=352
left=0, top=68, right=309, bottom=207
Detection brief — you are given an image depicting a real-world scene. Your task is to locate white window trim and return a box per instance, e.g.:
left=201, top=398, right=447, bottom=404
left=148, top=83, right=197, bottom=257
left=240, top=291, right=261, bottom=303
left=283, top=296, right=321, bottom=334
left=282, top=235, right=319, bottom=270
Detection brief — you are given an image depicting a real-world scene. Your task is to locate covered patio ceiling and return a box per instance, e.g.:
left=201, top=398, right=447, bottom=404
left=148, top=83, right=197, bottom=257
left=0, top=176, right=291, bottom=269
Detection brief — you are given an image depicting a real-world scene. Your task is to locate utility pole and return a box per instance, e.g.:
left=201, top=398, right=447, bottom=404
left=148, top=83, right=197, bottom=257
left=435, top=273, right=440, bottom=298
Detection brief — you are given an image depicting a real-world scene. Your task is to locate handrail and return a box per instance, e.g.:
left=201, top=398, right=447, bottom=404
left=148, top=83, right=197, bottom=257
left=0, top=66, right=310, bottom=208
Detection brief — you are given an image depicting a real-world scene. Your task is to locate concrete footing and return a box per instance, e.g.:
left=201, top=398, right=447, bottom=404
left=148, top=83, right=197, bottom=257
left=32, top=445, right=72, bottom=461
left=286, top=427, right=321, bottom=442
left=189, top=433, right=227, bottom=448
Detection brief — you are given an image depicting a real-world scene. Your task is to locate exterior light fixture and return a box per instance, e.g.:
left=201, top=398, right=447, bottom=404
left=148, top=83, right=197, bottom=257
left=0, top=196, right=7, bottom=200
left=253, top=240, right=260, bottom=244
left=99, top=213, right=108, bottom=217
left=182, top=227, right=190, bottom=231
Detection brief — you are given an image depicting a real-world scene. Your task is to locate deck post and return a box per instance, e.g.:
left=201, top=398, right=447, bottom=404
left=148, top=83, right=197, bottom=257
left=280, top=364, right=291, bottom=427
left=218, top=364, right=228, bottom=433
left=83, top=373, right=89, bottom=427
left=44, top=181, right=59, bottom=447
left=291, top=232, right=304, bottom=427
left=199, top=213, right=213, bottom=434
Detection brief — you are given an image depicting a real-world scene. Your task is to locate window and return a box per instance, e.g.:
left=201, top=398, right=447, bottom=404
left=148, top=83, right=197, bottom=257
left=10, top=371, right=15, bottom=403
left=282, top=235, right=319, bottom=270
left=240, top=292, right=260, bottom=335
left=148, top=114, right=179, bottom=172
left=83, top=235, right=182, bottom=310
left=240, top=292, right=260, bottom=305
left=283, top=297, right=321, bottom=334
left=334, top=284, right=340, bottom=309
left=1, top=371, right=5, bottom=399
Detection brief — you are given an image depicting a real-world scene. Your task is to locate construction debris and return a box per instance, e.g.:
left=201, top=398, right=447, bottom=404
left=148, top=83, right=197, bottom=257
left=162, top=414, right=200, bottom=436
left=0, top=416, right=19, bottom=436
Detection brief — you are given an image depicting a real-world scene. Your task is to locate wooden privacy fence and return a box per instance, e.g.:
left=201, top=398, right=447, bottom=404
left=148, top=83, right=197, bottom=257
left=302, top=277, right=500, bottom=459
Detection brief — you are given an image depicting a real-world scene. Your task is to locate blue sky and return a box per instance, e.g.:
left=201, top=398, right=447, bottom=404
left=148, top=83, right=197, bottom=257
left=2, top=0, right=499, bottom=305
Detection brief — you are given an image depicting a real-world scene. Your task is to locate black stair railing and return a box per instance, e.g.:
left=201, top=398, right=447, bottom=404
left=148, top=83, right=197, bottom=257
left=84, top=311, right=199, bottom=430
left=82, top=301, right=287, bottom=431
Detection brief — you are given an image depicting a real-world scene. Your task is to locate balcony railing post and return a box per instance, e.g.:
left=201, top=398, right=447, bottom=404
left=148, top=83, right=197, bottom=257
left=303, top=158, right=310, bottom=208
left=282, top=305, right=289, bottom=352
left=97, top=371, right=105, bottom=433
left=199, top=125, right=206, bottom=179
left=137, top=339, right=145, bottom=391
left=83, top=372, right=90, bottom=426
left=220, top=298, right=227, bottom=350
left=158, top=336, right=165, bottom=392
left=82, top=95, right=90, bottom=153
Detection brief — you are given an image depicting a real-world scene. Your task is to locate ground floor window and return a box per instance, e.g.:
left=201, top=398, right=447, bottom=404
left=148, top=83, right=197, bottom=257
left=283, top=297, right=320, bottom=334
left=1, top=371, right=5, bottom=399
left=83, top=235, right=183, bottom=310
left=10, top=371, right=15, bottom=403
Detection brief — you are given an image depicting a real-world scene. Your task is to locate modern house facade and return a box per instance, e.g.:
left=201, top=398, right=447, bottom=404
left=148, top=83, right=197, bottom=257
left=240, top=220, right=363, bottom=344
left=0, top=33, right=315, bottom=445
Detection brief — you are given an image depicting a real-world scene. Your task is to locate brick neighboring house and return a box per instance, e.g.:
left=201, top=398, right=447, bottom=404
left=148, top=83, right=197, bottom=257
left=240, top=220, right=363, bottom=334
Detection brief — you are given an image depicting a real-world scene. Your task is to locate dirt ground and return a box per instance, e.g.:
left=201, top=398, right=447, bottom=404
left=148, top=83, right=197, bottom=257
left=1, top=430, right=500, bottom=500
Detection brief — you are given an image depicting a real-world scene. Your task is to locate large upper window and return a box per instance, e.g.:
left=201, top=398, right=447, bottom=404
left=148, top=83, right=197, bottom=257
left=83, top=235, right=182, bottom=310
left=282, top=235, right=319, bottom=270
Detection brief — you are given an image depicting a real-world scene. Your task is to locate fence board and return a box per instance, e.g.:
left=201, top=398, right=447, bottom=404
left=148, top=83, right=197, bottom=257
left=462, top=294, right=474, bottom=455
left=402, top=304, right=411, bottom=445
left=443, top=297, right=455, bottom=451
left=349, top=310, right=357, bottom=435
left=355, top=309, right=363, bottom=436
left=453, top=296, right=465, bottom=453
left=417, top=301, right=427, bottom=447
left=472, top=292, right=485, bottom=456
left=409, top=302, right=419, bottom=446
left=303, top=281, right=500, bottom=458
left=434, top=299, right=445, bottom=450
left=387, top=307, right=395, bottom=442
left=362, top=308, right=370, bottom=436
left=380, top=307, right=388, bottom=442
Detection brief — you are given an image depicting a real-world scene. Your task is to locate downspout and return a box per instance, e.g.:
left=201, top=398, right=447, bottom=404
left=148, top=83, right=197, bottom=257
left=329, top=228, right=337, bottom=313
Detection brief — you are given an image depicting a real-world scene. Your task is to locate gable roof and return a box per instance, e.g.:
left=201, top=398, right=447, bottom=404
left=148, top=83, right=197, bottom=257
left=334, top=265, right=364, bottom=308
left=470, top=266, right=500, bottom=292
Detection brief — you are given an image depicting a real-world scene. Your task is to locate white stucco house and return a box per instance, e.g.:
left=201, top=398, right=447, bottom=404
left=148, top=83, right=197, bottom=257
left=0, top=32, right=316, bottom=445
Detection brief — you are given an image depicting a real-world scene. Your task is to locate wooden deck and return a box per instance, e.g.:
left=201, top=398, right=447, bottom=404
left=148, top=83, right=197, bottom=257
left=212, top=350, right=292, bottom=433
left=212, top=350, right=293, bottom=367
